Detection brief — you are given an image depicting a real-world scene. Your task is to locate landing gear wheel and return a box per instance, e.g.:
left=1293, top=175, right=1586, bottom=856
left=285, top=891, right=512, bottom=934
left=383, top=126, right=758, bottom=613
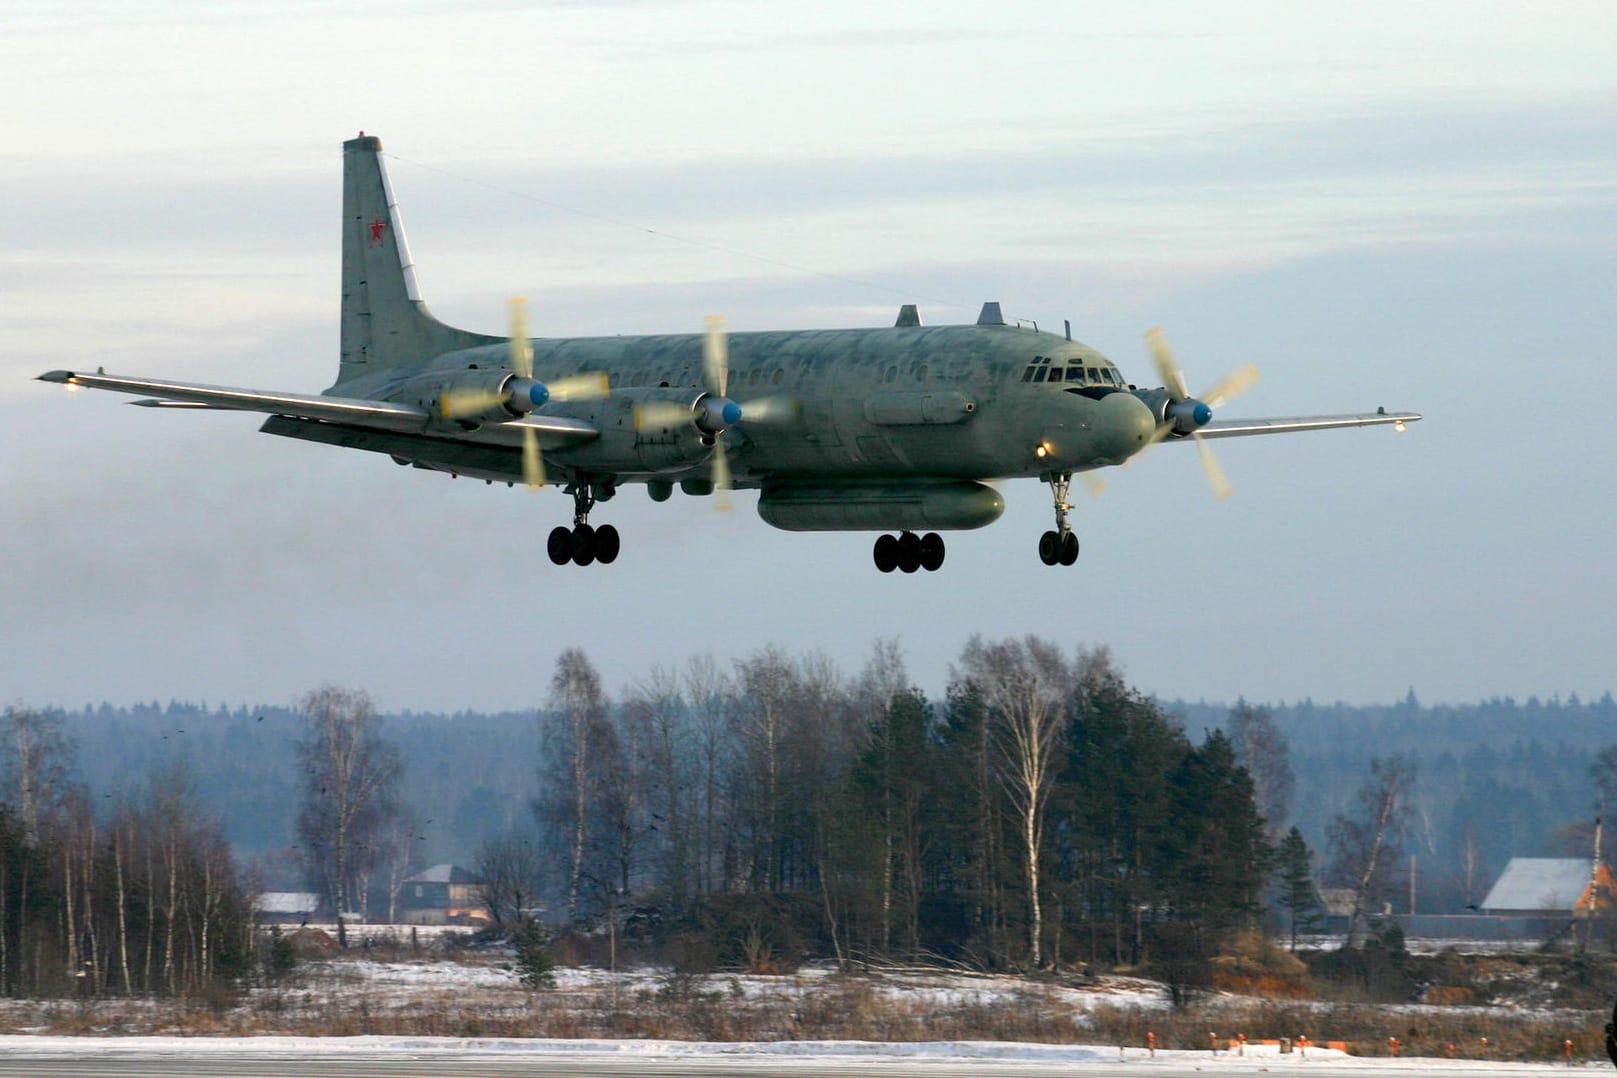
left=897, top=531, right=922, bottom=573
left=1038, top=530, right=1061, bottom=566
left=1059, top=531, right=1080, bottom=565
left=919, top=532, right=945, bottom=572
left=570, top=523, right=596, bottom=566
left=873, top=534, right=899, bottom=573
left=593, top=524, right=620, bottom=565
left=547, top=526, right=573, bottom=566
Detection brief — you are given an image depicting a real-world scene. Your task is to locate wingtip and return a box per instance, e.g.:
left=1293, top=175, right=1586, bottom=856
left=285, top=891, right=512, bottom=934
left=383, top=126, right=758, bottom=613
left=38, top=370, right=75, bottom=384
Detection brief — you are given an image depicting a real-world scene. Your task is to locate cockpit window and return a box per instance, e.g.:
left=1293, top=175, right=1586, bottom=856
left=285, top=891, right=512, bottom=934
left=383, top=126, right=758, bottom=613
left=1031, top=367, right=1048, bottom=383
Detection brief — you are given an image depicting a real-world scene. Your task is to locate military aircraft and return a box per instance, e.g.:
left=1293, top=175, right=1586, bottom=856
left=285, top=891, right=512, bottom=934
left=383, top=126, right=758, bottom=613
left=39, top=133, right=1420, bottom=573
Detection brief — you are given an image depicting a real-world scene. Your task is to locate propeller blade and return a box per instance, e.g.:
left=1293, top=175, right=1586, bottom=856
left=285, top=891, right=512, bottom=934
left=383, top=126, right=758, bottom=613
left=521, top=426, right=545, bottom=490
left=634, top=402, right=697, bottom=431
left=1194, top=433, right=1231, bottom=500
left=1145, top=327, right=1190, bottom=400
left=508, top=298, right=533, bottom=380
left=732, top=395, right=800, bottom=424
left=703, top=315, right=729, bottom=399
left=711, top=436, right=733, bottom=512
left=1201, top=362, right=1260, bottom=409
left=439, top=387, right=507, bottom=419
left=543, top=372, right=611, bottom=402
left=1079, top=472, right=1107, bottom=498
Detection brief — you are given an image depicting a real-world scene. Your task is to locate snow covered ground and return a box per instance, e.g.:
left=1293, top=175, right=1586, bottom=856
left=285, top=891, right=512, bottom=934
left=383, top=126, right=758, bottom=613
left=0, top=1033, right=1607, bottom=1071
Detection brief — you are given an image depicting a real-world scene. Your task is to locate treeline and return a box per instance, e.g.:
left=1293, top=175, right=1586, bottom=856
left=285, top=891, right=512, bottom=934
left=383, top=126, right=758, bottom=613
left=497, top=640, right=1277, bottom=970
left=0, top=710, right=253, bottom=997
left=40, top=685, right=1616, bottom=897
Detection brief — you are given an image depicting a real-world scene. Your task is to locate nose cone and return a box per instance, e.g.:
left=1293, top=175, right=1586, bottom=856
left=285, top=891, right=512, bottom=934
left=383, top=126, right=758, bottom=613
left=1096, top=391, right=1158, bottom=463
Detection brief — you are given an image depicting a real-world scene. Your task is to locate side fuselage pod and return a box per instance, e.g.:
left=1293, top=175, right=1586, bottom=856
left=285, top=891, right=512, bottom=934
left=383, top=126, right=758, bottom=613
left=756, top=481, right=1005, bottom=532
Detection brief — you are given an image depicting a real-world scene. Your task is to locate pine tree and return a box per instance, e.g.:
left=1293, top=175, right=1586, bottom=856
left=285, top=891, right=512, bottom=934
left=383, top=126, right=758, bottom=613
left=1276, top=826, right=1325, bottom=950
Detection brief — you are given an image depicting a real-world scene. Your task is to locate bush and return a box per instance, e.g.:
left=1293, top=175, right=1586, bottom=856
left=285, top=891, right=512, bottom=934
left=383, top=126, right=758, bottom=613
left=261, top=926, right=299, bottom=984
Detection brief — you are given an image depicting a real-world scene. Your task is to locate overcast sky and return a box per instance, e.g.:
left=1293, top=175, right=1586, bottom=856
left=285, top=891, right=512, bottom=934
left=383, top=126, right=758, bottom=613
left=3, top=1, right=1614, bottom=713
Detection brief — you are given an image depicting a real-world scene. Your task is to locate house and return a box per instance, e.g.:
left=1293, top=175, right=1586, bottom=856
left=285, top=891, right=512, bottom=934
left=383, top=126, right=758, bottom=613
left=1479, top=858, right=1617, bottom=916
left=399, top=864, right=490, bottom=925
left=252, top=891, right=321, bottom=925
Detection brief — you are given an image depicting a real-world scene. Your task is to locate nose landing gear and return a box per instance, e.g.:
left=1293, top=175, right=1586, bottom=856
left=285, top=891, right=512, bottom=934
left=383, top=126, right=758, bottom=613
left=1039, top=473, right=1081, bottom=566
left=547, top=482, right=620, bottom=566
left=873, top=531, right=945, bottom=573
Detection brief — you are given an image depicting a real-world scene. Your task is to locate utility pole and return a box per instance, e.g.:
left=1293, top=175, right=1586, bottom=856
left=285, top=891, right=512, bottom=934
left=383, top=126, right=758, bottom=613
left=1592, top=813, right=1604, bottom=911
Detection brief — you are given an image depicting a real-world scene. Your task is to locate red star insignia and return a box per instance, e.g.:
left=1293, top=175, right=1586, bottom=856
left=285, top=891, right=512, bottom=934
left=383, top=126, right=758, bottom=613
left=368, top=216, right=387, bottom=245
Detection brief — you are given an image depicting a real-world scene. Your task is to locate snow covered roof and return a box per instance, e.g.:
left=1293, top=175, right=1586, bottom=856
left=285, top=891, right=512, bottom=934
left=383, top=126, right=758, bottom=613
left=252, top=892, right=321, bottom=914
left=1480, top=858, right=1599, bottom=912
left=404, top=863, right=481, bottom=885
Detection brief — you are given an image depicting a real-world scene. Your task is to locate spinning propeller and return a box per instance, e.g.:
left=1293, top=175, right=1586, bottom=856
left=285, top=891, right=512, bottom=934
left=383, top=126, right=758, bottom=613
left=634, top=316, right=798, bottom=511
left=1139, top=327, right=1259, bottom=500
left=438, top=298, right=609, bottom=489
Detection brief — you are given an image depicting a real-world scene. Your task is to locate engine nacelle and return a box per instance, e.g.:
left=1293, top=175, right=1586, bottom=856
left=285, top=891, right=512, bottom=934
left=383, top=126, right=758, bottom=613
left=395, top=369, right=543, bottom=425
left=757, top=481, right=1004, bottom=532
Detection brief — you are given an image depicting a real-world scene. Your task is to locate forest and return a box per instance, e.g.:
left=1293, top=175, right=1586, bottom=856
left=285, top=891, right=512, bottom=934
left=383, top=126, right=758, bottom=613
left=4, top=637, right=1614, bottom=995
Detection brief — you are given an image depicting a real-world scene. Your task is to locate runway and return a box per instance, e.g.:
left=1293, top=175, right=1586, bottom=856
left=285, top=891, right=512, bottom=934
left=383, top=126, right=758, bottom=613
left=0, top=1045, right=1591, bottom=1078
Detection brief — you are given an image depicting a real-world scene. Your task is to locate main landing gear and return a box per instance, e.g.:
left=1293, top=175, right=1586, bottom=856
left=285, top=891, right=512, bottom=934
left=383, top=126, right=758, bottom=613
left=547, top=482, right=620, bottom=567
left=1038, top=473, right=1080, bottom=567
left=873, top=531, right=945, bottom=573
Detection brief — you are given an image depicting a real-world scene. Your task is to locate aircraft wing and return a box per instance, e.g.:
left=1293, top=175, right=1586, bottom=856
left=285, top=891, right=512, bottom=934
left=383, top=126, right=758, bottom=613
left=1189, top=410, right=1421, bottom=440
left=36, top=369, right=598, bottom=441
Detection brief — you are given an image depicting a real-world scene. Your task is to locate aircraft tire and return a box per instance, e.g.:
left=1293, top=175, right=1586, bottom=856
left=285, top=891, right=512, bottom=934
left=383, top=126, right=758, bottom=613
left=1038, top=530, right=1061, bottom=565
left=594, top=524, right=621, bottom=565
left=919, top=532, right=945, bottom=571
left=547, top=526, right=573, bottom=566
left=570, top=523, right=596, bottom=566
left=1059, top=531, right=1080, bottom=565
left=897, top=531, right=922, bottom=573
left=873, top=533, right=899, bottom=573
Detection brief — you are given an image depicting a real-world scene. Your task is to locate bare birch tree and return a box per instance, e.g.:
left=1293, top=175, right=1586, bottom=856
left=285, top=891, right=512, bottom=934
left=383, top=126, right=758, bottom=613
left=295, top=686, right=401, bottom=947
left=957, top=635, right=1073, bottom=969
left=1328, top=754, right=1416, bottom=948
left=1228, top=700, right=1294, bottom=842
left=0, top=707, right=72, bottom=841
left=543, top=649, right=610, bottom=922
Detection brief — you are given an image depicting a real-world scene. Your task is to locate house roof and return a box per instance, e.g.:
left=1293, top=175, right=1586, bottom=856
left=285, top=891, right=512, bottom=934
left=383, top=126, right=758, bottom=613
left=252, top=891, right=321, bottom=914
left=1481, top=858, right=1602, bottom=912
left=404, top=863, right=482, bottom=885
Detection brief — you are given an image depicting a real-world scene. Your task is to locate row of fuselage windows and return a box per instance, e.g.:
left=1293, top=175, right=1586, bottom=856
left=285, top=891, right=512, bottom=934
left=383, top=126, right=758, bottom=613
left=1021, top=356, right=1124, bottom=386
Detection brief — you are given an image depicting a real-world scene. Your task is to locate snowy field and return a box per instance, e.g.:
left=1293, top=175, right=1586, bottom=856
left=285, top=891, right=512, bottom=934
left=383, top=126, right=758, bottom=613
left=1, top=935, right=1611, bottom=1074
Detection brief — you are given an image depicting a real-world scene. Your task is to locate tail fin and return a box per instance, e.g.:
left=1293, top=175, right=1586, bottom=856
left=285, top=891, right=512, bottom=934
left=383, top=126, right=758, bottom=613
left=337, top=134, right=495, bottom=385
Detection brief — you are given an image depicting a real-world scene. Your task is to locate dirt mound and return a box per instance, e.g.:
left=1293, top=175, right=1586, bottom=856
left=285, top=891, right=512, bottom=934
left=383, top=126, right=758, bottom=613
left=287, top=927, right=341, bottom=957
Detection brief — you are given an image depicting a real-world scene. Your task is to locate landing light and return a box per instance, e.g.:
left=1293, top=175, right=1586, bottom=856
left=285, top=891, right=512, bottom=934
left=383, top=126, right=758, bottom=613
left=1395, top=421, right=1407, bottom=433
left=1035, top=442, right=1051, bottom=459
